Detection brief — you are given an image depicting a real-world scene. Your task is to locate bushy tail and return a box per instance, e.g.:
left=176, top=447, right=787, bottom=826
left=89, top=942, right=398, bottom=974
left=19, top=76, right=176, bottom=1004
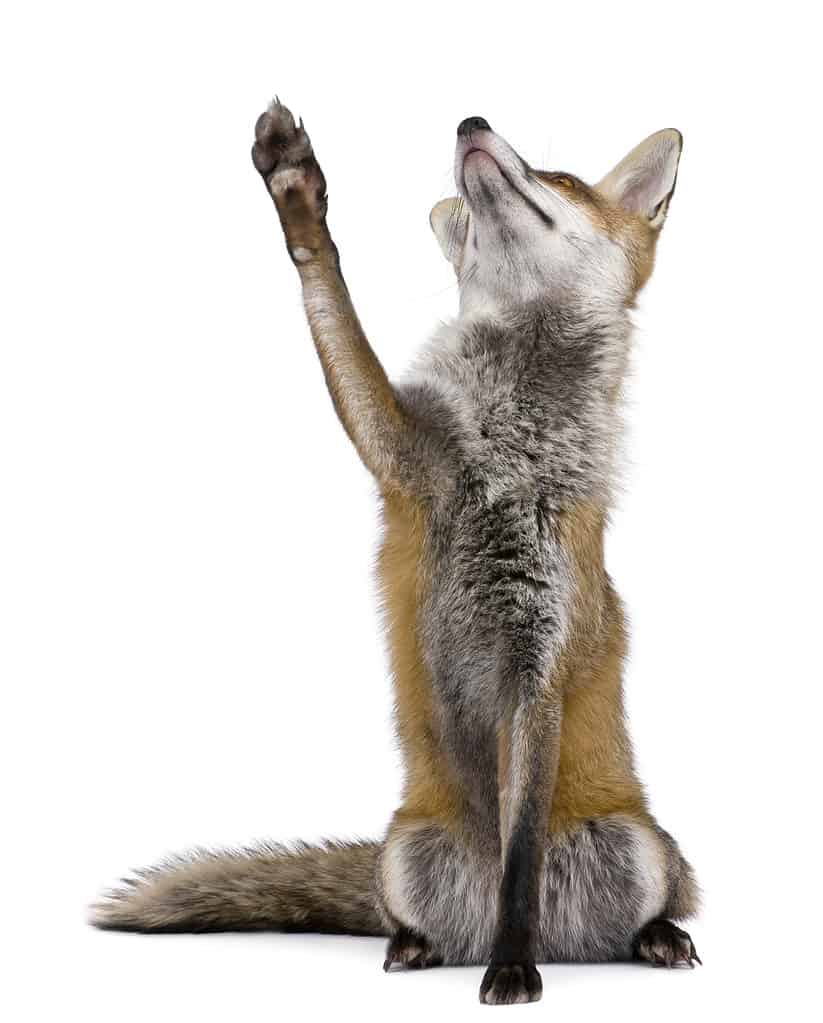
left=91, top=839, right=386, bottom=936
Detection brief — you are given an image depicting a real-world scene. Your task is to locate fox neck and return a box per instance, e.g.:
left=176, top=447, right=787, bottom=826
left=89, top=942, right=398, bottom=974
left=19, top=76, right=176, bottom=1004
left=456, top=270, right=633, bottom=334
left=455, top=284, right=633, bottom=361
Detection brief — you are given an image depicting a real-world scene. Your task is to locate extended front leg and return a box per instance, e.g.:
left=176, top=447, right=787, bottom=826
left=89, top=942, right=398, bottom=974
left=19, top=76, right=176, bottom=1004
left=481, top=686, right=562, bottom=1005
left=251, top=99, right=417, bottom=495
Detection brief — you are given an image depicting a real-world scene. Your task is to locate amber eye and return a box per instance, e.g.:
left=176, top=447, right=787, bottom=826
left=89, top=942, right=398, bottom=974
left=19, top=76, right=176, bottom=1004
left=552, top=175, right=575, bottom=189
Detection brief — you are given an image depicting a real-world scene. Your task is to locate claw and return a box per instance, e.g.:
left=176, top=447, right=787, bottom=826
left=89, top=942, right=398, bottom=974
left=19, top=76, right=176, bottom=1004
left=633, top=919, right=702, bottom=971
left=383, top=928, right=442, bottom=973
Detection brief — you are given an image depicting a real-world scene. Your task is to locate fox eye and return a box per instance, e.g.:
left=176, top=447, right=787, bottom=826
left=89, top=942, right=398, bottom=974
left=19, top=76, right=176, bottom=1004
left=551, top=175, right=575, bottom=189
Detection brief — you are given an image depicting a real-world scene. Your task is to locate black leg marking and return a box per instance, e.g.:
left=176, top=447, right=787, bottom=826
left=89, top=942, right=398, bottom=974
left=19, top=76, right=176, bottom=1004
left=480, top=801, right=544, bottom=1004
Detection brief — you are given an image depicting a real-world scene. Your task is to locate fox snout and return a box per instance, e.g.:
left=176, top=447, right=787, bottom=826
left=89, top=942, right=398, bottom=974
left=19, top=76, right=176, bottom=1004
left=456, top=116, right=492, bottom=136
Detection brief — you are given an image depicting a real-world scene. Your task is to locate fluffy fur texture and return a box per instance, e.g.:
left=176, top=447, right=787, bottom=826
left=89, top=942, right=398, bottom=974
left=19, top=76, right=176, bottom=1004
left=92, top=102, right=699, bottom=1005
left=93, top=839, right=383, bottom=935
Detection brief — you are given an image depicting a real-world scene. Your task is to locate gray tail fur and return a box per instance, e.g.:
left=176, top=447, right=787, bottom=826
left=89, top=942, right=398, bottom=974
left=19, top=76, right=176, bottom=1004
left=90, top=839, right=386, bottom=936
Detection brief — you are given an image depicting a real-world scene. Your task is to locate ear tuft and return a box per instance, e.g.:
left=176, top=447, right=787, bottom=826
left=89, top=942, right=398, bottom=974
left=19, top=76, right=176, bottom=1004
left=596, top=129, right=682, bottom=228
left=430, top=197, right=470, bottom=264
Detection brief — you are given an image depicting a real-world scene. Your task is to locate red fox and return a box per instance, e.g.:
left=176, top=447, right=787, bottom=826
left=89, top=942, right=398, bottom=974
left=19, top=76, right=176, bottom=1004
left=92, top=101, right=700, bottom=1005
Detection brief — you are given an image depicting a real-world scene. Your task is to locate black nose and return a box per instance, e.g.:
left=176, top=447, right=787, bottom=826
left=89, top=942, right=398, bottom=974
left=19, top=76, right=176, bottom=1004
left=457, top=116, right=491, bottom=137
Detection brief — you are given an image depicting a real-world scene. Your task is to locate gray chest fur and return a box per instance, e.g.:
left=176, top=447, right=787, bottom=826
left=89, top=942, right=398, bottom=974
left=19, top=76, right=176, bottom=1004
left=397, top=305, right=628, bottom=806
left=404, top=305, right=627, bottom=508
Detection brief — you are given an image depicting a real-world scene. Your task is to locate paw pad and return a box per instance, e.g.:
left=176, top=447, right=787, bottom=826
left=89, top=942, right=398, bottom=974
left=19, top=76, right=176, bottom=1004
left=251, top=99, right=314, bottom=181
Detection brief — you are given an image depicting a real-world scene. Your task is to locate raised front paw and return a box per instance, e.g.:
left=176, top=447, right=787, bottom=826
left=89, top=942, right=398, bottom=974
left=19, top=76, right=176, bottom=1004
left=251, top=99, right=311, bottom=178
left=251, top=98, right=328, bottom=262
left=479, top=961, right=543, bottom=1006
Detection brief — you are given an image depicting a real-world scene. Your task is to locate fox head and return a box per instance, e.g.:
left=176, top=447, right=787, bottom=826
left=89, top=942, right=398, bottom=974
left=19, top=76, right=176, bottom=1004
left=431, top=118, right=682, bottom=315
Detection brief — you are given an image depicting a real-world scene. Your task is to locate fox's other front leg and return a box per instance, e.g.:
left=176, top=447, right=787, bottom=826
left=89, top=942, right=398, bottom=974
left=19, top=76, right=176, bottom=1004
left=251, top=99, right=416, bottom=495
left=480, top=686, right=561, bottom=1006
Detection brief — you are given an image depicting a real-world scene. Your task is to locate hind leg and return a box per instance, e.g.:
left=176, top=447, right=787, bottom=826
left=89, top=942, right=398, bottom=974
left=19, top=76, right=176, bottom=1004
left=379, top=813, right=699, bottom=972
left=538, top=815, right=700, bottom=963
left=378, top=816, right=499, bottom=968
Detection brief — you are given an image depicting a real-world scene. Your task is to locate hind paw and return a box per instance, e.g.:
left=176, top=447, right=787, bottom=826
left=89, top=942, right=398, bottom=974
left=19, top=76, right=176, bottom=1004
left=633, top=918, right=702, bottom=968
left=383, top=927, right=442, bottom=971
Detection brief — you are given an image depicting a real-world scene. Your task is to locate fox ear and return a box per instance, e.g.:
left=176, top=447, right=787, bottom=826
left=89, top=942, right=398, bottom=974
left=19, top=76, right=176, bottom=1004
left=596, top=129, right=682, bottom=228
left=430, top=197, right=470, bottom=264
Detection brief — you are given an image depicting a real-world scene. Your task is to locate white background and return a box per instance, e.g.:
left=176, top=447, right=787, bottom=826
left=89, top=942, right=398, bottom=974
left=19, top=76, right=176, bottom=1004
left=2, top=1, right=821, bottom=1018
